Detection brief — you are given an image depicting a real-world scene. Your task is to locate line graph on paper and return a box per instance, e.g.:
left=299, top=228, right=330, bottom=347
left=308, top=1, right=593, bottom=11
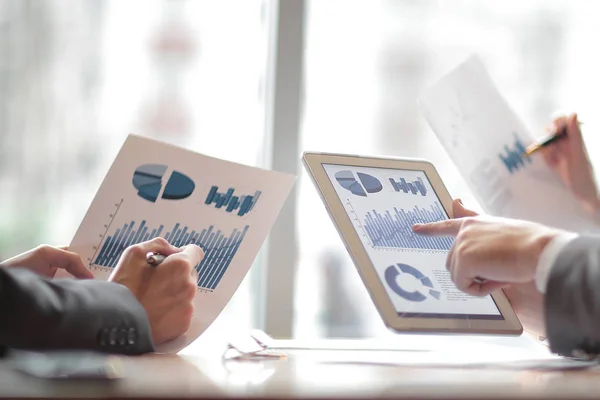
left=447, top=90, right=474, bottom=149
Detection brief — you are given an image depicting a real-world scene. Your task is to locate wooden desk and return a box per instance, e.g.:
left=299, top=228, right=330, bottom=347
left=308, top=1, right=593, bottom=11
left=1, top=348, right=599, bottom=400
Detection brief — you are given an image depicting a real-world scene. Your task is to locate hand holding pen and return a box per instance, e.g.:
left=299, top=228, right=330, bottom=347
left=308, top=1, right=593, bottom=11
left=524, top=119, right=583, bottom=157
left=108, top=238, right=205, bottom=345
left=146, top=252, right=166, bottom=267
left=525, top=113, right=600, bottom=215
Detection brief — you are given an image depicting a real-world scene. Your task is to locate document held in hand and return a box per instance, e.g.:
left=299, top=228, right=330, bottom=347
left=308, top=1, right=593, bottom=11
left=60, top=135, right=295, bottom=353
left=418, top=55, right=599, bottom=233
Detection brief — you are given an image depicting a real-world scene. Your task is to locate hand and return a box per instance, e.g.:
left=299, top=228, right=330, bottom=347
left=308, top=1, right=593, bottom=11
left=0, top=245, right=93, bottom=279
left=108, top=238, right=204, bottom=346
left=414, top=204, right=560, bottom=294
left=415, top=199, right=559, bottom=337
left=540, top=113, right=600, bottom=214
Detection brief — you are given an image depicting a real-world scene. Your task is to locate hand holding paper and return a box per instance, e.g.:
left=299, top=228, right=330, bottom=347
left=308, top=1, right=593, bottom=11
left=59, top=135, right=295, bottom=353
left=418, top=55, right=600, bottom=233
left=538, top=113, right=600, bottom=215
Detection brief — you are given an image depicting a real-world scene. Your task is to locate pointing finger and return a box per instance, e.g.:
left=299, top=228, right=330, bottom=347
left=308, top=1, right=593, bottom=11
left=412, top=219, right=463, bottom=236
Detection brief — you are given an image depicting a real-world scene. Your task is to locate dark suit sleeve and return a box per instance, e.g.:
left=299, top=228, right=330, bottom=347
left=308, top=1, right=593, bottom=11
left=0, top=267, right=154, bottom=355
left=545, top=235, right=600, bottom=357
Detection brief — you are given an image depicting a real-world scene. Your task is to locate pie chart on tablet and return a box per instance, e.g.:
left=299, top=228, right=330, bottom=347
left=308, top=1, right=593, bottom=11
left=335, top=170, right=382, bottom=197
left=132, top=164, right=195, bottom=202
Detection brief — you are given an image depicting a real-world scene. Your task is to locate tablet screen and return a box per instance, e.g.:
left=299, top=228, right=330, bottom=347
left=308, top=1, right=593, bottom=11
left=323, top=163, right=503, bottom=320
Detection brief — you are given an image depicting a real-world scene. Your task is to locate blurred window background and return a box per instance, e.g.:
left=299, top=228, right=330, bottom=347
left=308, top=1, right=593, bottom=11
left=1, top=0, right=600, bottom=340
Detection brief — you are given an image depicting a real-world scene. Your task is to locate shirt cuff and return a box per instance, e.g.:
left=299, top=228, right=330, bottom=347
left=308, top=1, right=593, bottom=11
left=535, top=233, right=579, bottom=294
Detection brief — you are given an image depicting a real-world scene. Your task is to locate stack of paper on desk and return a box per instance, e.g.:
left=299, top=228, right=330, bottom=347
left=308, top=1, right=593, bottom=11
left=418, top=55, right=599, bottom=233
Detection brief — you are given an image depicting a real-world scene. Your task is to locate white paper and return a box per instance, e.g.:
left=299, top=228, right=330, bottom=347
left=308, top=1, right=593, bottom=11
left=418, top=55, right=600, bottom=233
left=243, top=332, right=596, bottom=371
left=59, top=135, right=295, bottom=353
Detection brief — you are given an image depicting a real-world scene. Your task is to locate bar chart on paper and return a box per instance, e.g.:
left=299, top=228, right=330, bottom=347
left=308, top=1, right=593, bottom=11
left=362, top=201, right=453, bottom=251
left=90, top=203, right=249, bottom=290
left=205, top=186, right=261, bottom=217
left=499, top=133, right=532, bottom=174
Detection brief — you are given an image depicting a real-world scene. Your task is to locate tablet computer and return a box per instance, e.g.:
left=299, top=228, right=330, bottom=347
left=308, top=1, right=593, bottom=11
left=302, top=152, right=522, bottom=335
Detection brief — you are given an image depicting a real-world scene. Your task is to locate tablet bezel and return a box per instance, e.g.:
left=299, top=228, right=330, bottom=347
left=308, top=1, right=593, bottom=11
left=302, top=151, right=523, bottom=335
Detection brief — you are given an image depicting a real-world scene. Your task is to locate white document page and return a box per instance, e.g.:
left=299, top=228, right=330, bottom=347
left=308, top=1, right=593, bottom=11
left=418, top=55, right=599, bottom=233
left=61, top=135, right=295, bottom=353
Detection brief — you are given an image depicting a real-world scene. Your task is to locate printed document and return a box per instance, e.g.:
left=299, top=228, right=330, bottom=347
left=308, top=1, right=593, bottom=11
left=60, top=135, right=295, bottom=353
left=418, top=55, right=599, bottom=232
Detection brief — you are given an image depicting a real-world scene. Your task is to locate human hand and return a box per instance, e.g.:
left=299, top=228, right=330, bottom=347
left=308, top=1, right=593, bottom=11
left=0, top=245, right=93, bottom=279
left=443, top=199, right=549, bottom=337
left=413, top=203, right=561, bottom=296
left=108, top=238, right=204, bottom=346
left=540, top=113, right=600, bottom=215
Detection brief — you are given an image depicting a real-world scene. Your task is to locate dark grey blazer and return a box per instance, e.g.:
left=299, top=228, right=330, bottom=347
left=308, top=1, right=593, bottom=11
left=0, top=267, right=154, bottom=355
left=546, top=236, right=600, bottom=358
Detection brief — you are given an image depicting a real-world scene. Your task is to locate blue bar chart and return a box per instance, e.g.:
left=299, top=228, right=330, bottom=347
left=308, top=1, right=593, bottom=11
left=205, top=186, right=261, bottom=217
left=499, top=134, right=532, bottom=174
left=389, top=177, right=427, bottom=196
left=363, top=202, right=453, bottom=250
left=93, top=220, right=249, bottom=290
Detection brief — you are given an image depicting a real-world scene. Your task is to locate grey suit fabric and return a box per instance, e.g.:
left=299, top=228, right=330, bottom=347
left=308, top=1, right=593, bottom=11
left=546, top=235, right=600, bottom=357
left=0, top=267, right=154, bottom=355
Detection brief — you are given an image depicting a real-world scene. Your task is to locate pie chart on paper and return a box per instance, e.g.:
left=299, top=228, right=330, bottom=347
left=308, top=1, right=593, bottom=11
left=132, top=164, right=196, bottom=202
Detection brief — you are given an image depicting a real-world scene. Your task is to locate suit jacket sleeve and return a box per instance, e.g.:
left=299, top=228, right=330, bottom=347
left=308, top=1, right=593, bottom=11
left=0, top=267, right=154, bottom=355
left=545, top=235, right=600, bottom=357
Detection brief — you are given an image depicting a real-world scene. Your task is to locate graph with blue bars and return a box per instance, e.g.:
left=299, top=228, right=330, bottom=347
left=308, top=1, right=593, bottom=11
left=499, top=133, right=532, bottom=174
left=363, top=202, right=453, bottom=251
left=205, top=186, right=261, bottom=217
left=92, top=220, right=249, bottom=290
left=389, top=176, right=427, bottom=196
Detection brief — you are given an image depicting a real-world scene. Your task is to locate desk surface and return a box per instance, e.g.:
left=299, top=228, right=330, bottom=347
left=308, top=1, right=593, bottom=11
left=1, top=348, right=600, bottom=400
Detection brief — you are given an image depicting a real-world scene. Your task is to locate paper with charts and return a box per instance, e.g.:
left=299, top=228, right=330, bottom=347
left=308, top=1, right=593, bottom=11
left=66, top=135, right=295, bottom=353
left=418, top=55, right=599, bottom=233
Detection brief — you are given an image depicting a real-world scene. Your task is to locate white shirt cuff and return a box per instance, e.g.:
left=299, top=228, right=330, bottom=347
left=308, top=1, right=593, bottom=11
left=535, top=233, right=579, bottom=294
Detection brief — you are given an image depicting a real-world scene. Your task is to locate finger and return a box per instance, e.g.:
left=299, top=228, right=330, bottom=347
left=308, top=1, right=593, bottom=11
left=135, top=237, right=180, bottom=256
left=567, top=112, right=583, bottom=146
left=452, top=199, right=479, bottom=218
left=50, top=249, right=94, bottom=279
left=550, top=113, right=568, bottom=129
left=540, top=146, right=558, bottom=167
left=177, top=244, right=205, bottom=266
left=412, top=219, right=463, bottom=236
left=446, top=241, right=458, bottom=282
left=463, top=280, right=508, bottom=297
left=58, top=245, right=69, bottom=251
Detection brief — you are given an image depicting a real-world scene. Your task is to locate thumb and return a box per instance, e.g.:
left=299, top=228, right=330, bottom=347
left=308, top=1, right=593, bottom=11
left=452, top=199, right=479, bottom=218
left=466, top=280, right=509, bottom=297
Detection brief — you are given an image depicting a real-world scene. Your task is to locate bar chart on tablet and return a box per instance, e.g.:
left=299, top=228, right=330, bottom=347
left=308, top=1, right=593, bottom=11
left=361, top=203, right=453, bottom=251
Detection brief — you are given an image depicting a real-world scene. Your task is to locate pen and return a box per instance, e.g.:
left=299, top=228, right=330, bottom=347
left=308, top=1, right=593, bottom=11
left=524, top=122, right=583, bottom=157
left=146, top=252, right=165, bottom=268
